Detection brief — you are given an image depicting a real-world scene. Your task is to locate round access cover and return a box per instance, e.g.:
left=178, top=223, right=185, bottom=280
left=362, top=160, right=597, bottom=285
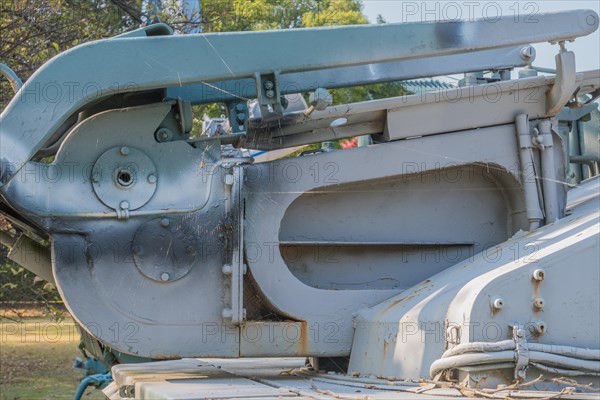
left=132, top=217, right=201, bottom=282
left=91, top=146, right=157, bottom=210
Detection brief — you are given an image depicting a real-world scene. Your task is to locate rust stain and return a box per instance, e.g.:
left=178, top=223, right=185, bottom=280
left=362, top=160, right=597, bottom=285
left=298, top=321, right=309, bottom=356
left=380, top=280, right=433, bottom=315
left=381, top=339, right=388, bottom=372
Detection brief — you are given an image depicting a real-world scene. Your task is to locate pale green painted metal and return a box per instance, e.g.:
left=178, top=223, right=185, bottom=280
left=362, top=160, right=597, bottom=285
left=0, top=9, right=598, bottom=184
left=0, top=63, right=23, bottom=93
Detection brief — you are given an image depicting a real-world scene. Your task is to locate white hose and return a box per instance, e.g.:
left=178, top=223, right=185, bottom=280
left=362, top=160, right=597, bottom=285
left=431, top=341, right=600, bottom=378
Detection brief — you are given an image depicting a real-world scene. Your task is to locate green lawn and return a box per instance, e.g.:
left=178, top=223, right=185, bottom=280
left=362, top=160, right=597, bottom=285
left=0, top=317, right=105, bottom=400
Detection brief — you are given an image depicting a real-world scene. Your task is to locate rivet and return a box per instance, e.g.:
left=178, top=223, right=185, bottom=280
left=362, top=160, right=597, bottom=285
left=222, top=264, right=232, bottom=275
left=224, top=174, right=234, bottom=186
left=120, top=201, right=130, bottom=210
left=160, top=218, right=170, bottom=227
left=160, top=272, right=170, bottom=281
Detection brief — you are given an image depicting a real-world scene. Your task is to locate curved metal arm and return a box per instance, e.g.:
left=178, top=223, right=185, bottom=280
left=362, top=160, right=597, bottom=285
left=0, top=63, right=23, bottom=93
left=0, top=10, right=598, bottom=185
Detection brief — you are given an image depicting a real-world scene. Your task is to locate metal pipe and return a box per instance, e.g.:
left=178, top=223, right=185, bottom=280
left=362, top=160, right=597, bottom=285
left=538, top=120, right=560, bottom=223
left=430, top=351, right=515, bottom=377
left=529, top=351, right=600, bottom=372
left=432, top=342, right=600, bottom=377
left=444, top=341, right=600, bottom=361
left=531, top=362, right=600, bottom=377
left=515, top=114, right=544, bottom=230
left=0, top=63, right=23, bottom=93
left=442, top=340, right=515, bottom=358
left=529, top=343, right=600, bottom=361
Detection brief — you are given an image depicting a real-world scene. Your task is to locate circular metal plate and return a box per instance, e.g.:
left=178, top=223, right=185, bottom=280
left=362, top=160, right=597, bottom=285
left=91, top=147, right=157, bottom=210
left=132, top=217, right=201, bottom=282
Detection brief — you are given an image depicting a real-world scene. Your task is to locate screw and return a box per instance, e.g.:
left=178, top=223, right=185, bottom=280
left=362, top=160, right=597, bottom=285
left=160, top=272, right=170, bottom=281
left=532, top=269, right=545, bottom=281
left=147, top=174, right=157, bottom=184
left=264, top=81, right=274, bottom=90
left=533, top=297, right=545, bottom=310
left=120, top=201, right=130, bottom=210
left=492, top=298, right=504, bottom=310
left=520, top=46, right=536, bottom=61
left=160, top=218, right=170, bottom=227
left=120, top=146, right=130, bottom=156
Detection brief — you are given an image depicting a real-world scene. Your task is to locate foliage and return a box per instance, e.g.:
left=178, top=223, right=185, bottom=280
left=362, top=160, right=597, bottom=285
left=0, top=0, right=142, bottom=110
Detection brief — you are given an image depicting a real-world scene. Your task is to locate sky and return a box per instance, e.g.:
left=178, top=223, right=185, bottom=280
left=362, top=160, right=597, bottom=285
left=362, top=1, right=600, bottom=72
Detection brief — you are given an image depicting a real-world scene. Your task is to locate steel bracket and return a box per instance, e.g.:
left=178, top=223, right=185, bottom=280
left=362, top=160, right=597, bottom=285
left=547, top=50, right=578, bottom=115
left=222, top=166, right=246, bottom=325
left=256, top=72, right=284, bottom=115
left=511, top=325, right=530, bottom=381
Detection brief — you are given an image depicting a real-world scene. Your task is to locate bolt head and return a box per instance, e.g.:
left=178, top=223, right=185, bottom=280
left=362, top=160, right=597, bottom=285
left=533, top=297, right=545, bottom=310
left=520, top=46, right=536, bottom=61
left=120, top=201, right=130, bottom=210
left=532, top=269, right=545, bottom=281
left=147, top=174, right=157, bottom=184
left=160, top=218, right=170, bottom=227
left=493, top=298, right=504, bottom=310
left=160, top=272, right=170, bottom=281
left=91, top=171, right=101, bottom=183
left=235, top=103, right=245, bottom=112
left=265, top=89, right=275, bottom=98
left=120, top=146, right=130, bottom=156
left=264, top=80, right=274, bottom=90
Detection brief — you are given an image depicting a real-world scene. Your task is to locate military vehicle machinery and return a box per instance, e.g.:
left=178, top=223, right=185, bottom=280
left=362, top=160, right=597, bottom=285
left=1, top=8, right=599, bottom=399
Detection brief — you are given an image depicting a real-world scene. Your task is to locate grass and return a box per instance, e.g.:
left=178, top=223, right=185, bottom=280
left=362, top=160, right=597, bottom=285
left=0, top=311, right=106, bottom=400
